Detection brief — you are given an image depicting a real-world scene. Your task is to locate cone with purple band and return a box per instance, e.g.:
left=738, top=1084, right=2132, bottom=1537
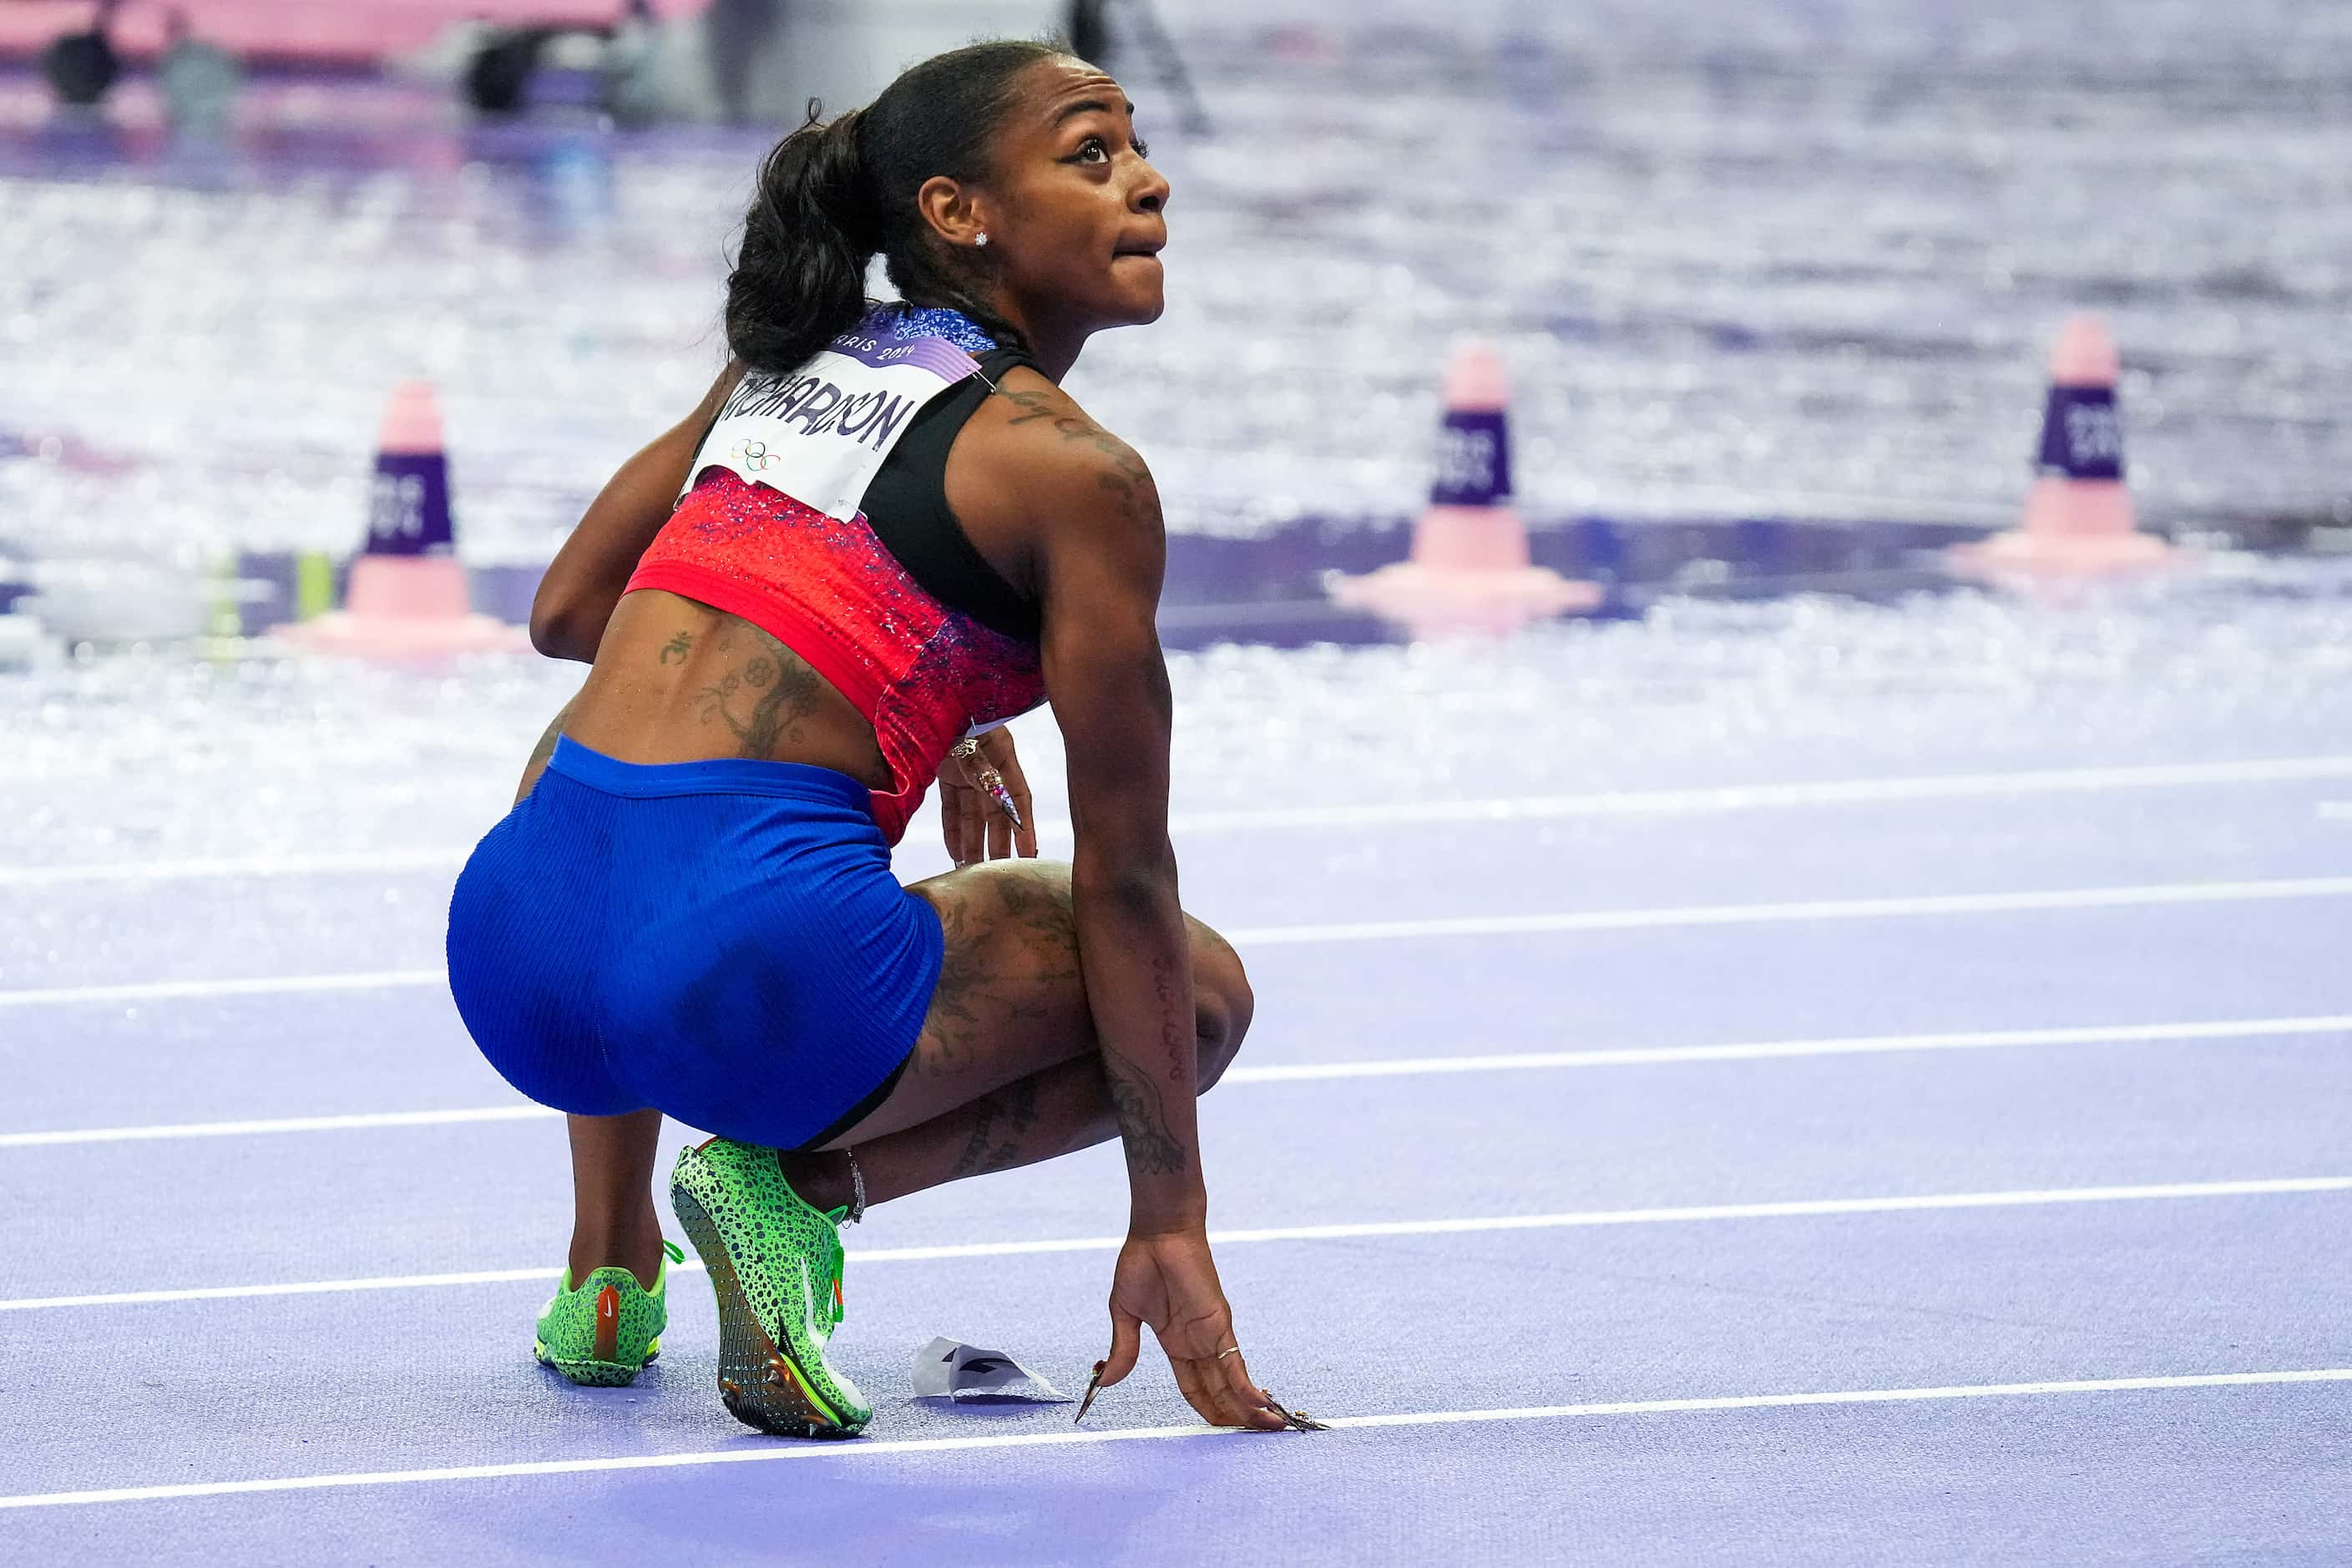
left=281, top=381, right=526, bottom=656
left=1329, top=341, right=1600, bottom=635
left=1948, top=314, right=2180, bottom=578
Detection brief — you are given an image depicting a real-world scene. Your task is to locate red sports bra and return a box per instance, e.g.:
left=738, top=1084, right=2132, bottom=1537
left=625, top=313, right=1048, bottom=846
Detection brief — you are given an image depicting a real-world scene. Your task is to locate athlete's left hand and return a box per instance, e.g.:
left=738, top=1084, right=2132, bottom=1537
left=938, top=726, right=1038, bottom=866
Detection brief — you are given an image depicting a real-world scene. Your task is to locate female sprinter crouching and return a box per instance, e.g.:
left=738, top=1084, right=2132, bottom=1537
left=447, top=39, right=1286, bottom=1437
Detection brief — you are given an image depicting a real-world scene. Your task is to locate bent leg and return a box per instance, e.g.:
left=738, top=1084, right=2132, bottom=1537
left=553, top=854, right=1252, bottom=1263
left=783, top=859, right=1253, bottom=1211
left=509, top=697, right=671, bottom=1287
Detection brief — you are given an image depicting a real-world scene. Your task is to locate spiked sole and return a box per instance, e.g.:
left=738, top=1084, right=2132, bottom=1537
left=671, top=1185, right=859, bottom=1439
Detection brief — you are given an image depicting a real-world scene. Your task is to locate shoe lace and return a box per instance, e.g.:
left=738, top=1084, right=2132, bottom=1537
left=822, top=1224, right=847, bottom=1327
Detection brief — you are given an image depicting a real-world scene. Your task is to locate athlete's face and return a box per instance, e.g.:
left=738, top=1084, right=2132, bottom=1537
left=981, top=60, right=1171, bottom=332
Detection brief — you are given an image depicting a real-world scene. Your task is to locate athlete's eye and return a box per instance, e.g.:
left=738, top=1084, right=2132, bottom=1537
left=1066, top=131, right=1147, bottom=166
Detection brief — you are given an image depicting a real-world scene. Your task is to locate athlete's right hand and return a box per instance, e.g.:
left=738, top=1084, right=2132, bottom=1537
left=1100, top=1225, right=1289, bottom=1430
left=938, top=726, right=1037, bottom=867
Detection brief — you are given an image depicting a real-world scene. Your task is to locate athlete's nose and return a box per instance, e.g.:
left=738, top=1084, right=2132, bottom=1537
left=1132, top=161, right=1170, bottom=215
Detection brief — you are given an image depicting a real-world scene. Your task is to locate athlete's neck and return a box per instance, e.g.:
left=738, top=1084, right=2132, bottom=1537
left=978, top=294, right=1089, bottom=382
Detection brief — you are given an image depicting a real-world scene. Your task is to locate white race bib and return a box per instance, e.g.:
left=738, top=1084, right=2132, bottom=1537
left=685, top=311, right=984, bottom=520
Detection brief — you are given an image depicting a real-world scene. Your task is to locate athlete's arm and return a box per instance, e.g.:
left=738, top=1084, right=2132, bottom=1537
left=1029, top=432, right=1196, bottom=1222
left=529, top=360, right=743, bottom=661
left=1016, top=398, right=1285, bottom=1432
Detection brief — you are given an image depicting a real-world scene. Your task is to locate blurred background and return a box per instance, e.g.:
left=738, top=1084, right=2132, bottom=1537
left=0, top=0, right=2347, bottom=873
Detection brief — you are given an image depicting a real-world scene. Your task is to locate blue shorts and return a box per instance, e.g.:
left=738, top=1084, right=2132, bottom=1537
left=446, top=737, right=942, bottom=1151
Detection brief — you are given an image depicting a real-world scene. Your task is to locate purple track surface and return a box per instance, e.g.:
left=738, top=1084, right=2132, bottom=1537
left=4, top=679, right=2349, bottom=1565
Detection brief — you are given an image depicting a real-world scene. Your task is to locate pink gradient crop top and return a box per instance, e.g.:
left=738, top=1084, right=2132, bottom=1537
left=624, top=307, right=1047, bottom=845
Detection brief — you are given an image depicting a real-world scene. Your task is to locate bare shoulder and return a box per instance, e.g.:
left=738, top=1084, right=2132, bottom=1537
left=958, top=366, right=1161, bottom=534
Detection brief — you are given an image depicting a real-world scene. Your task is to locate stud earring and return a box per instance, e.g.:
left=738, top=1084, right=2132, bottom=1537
left=974, top=232, right=989, bottom=248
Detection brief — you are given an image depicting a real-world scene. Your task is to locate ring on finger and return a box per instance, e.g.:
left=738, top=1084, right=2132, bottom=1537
left=1216, top=1345, right=1242, bottom=1360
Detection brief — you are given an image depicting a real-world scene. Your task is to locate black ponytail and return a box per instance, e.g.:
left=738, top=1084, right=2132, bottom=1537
left=724, top=104, right=879, bottom=377
left=722, top=39, right=1070, bottom=376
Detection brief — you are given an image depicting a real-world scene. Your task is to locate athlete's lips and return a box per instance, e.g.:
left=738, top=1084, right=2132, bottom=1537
left=1113, top=233, right=1166, bottom=258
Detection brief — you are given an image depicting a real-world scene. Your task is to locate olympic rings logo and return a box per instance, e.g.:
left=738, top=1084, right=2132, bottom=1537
left=730, top=438, right=781, bottom=471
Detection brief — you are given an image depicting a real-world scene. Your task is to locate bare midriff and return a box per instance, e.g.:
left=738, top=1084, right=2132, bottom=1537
left=559, top=588, right=894, bottom=788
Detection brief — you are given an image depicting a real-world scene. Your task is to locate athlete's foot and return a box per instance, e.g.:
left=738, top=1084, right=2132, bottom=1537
left=535, top=1238, right=684, bottom=1387
left=670, top=1139, right=873, bottom=1438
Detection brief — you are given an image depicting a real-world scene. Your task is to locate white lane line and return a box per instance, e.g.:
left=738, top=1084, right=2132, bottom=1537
left=4, top=1175, right=2341, bottom=1314
left=8, top=755, right=2350, bottom=888
left=0, top=1105, right=562, bottom=1148
left=1227, top=1014, right=2352, bottom=1083
left=0, top=969, right=444, bottom=1009
left=1225, top=877, right=2352, bottom=946
left=9, top=875, right=2351, bottom=1010
left=1165, top=755, right=2352, bottom=833
left=8, top=1014, right=2344, bottom=1151
left=0, top=847, right=468, bottom=889
left=5, top=1367, right=2346, bottom=1511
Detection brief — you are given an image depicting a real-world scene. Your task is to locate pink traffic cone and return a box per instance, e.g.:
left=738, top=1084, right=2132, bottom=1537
left=1328, top=342, right=1600, bottom=635
left=1948, top=315, right=2179, bottom=578
left=281, top=382, right=525, bottom=656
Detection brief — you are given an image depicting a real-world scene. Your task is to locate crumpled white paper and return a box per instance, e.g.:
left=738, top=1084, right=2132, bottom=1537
left=910, top=1337, right=1075, bottom=1404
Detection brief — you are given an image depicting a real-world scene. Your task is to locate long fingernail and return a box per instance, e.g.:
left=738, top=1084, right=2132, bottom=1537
left=1075, top=1360, right=1108, bottom=1424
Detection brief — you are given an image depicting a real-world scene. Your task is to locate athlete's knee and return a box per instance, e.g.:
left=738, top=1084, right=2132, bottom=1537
left=1190, top=926, right=1253, bottom=1094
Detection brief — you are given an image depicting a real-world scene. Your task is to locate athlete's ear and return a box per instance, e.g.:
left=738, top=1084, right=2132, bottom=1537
left=916, top=175, right=990, bottom=250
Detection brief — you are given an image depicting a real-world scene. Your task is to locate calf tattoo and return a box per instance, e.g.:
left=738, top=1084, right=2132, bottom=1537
left=948, top=1076, right=1044, bottom=1180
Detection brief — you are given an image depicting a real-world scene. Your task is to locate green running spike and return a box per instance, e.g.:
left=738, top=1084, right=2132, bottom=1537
left=533, top=1238, right=684, bottom=1387
left=670, top=1137, right=872, bottom=1438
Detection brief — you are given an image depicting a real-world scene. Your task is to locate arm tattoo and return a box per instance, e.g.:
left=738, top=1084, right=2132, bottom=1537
left=1103, top=1049, right=1189, bottom=1176
left=1154, top=955, right=1191, bottom=1085
left=992, top=387, right=1160, bottom=519
left=994, top=387, right=1059, bottom=427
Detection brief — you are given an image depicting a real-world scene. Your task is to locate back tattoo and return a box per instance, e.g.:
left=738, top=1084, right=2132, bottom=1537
left=665, top=616, right=887, bottom=776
